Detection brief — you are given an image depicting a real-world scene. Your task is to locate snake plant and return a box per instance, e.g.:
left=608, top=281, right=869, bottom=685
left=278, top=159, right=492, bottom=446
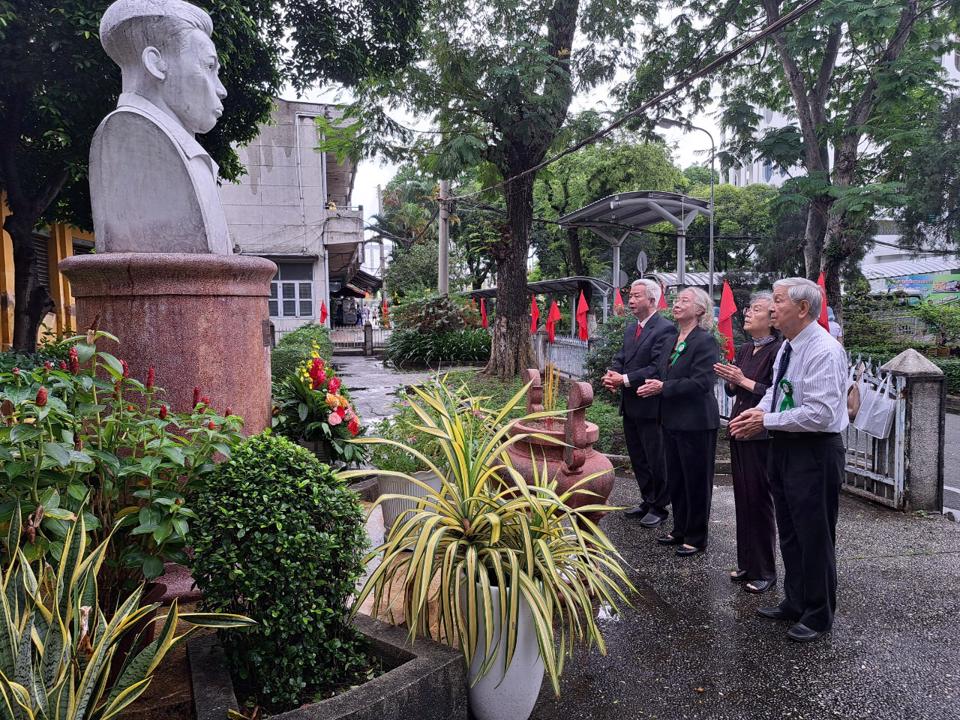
left=0, top=507, right=254, bottom=720
left=343, top=379, right=636, bottom=696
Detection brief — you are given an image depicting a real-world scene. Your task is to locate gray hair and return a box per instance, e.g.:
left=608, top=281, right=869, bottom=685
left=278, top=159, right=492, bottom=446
left=773, top=277, right=822, bottom=320
left=750, top=291, right=773, bottom=305
left=631, top=278, right=661, bottom=307
left=101, top=0, right=214, bottom=68
left=680, top=287, right=714, bottom=331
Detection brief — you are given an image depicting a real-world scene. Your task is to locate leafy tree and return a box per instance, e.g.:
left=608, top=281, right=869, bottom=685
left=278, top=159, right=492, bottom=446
left=0, top=0, right=421, bottom=350
left=384, top=240, right=441, bottom=297
left=320, top=0, right=648, bottom=377
left=628, top=0, right=959, bottom=319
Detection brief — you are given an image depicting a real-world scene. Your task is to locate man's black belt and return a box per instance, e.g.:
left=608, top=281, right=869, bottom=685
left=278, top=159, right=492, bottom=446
left=769, top=431, right=841, bottom=441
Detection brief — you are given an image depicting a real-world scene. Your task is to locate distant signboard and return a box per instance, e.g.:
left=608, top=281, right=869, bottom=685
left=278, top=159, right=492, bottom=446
left=883, top=271, right=960, bottom=301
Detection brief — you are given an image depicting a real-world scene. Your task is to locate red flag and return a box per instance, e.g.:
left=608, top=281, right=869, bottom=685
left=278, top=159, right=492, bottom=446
left=816, top=272, right=830, bottom=331
left=480, top=298, right=488, bottom=329
left=529, top=296, right=540, bottom=333
left=546, top=300, right=562, bottom=343
left=576, top=290, right=589, bottom=341
left=381, top=299, right=389, bottom=328
left=657, top=284, right=668, bottom=310
left=320, top=301, right=328, bottom=324
left=613, top=287, right=624, bottom=314
left=717, top=281, right=737, bottom=361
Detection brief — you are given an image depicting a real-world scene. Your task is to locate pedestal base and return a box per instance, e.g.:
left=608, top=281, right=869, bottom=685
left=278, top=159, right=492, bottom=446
left=59, top=253, right=277, bottom=433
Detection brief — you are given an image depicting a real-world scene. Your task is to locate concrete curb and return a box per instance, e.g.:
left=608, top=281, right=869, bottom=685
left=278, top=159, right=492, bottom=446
left=190, top=615, right=467, bottom=720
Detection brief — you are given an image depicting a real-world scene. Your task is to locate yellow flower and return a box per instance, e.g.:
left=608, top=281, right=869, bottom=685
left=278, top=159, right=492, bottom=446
left=326, top=393, right=339, bottom=409
left=339, top=395, right=350, bottom=408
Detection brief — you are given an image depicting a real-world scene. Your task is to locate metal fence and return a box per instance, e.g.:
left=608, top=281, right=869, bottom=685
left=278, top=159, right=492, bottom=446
left=329, top=326, right=391, bottom=352
left=841, top=356, right=907, bottom=509
left=529, top=332, right=592, bottom=378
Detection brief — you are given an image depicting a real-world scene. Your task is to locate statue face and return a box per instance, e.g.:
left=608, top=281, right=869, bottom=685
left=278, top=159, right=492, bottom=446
left=158, top=29, right=226, bottom=135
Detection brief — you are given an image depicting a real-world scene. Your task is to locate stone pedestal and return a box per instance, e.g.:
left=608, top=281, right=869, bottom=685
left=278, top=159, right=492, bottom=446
left=60, top=253, right=277, bottom=433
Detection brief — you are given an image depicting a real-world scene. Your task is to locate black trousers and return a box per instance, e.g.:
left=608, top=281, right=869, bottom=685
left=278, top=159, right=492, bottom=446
left=663, top=428, right=717, bottom=548
left=730, top=439, right=777, bottom=582
left=622, top=417, right=670, bottom=513
left=768, top=433, right=845, bottom=633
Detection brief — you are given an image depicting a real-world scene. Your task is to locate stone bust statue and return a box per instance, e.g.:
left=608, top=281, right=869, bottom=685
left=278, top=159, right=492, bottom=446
left=89, top=0, right=232, bottom=254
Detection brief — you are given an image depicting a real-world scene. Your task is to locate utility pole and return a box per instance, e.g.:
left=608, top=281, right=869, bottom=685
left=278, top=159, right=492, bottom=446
left=438, top=179, right=450, bottom=295
left=376, top=184, right=386, bottom=297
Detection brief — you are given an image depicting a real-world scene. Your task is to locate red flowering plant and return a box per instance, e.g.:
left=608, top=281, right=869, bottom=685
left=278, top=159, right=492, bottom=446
left=271, top=349, right=368, bottom=466
left=0, top=330, right=243, bottom=607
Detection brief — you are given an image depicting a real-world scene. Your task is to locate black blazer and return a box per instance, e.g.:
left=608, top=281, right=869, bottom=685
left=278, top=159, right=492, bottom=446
left=660, top=326, right=720, bottom=432
left=611, top=312, right=678, bottom=421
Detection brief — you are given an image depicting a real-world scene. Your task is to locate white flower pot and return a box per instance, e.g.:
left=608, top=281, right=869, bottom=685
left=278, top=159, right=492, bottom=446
left=378, top=470, right=442, bottom=534
left=467, top=583, right=545, bottom=720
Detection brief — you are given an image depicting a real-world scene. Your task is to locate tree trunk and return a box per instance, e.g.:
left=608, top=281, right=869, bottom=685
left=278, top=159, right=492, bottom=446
left=567, top=226, right=585, bottom=276
left=6, top=214, right=54, bottom=351
left=484, top=174, right=534, bottom=379
left=802, top=195, right=831, bottom=279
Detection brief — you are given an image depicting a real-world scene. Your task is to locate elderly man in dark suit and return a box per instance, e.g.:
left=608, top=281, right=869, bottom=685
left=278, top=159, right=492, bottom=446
left=603, top=279, right=678, bottom=527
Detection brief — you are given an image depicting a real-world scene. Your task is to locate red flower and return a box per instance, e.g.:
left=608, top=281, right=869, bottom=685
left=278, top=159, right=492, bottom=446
left=59, top=361, right=68, bottom=371
left=146, top=366, right=155, bottom=391
left=35, top=387, right=47, bottom=407
left=159, top=404, right=168, bottom=420
left=44, top=361, right=53, bottom=371
left=200, top=396, right=211, bottom=406
left=68, top=347, right=80, bottom=375
left=12, top=367, right=20, bottom=376
left=348, top=418, right=360, bottom=436
left=192, top=386, right=201, bottom=407
left=120, top=359, right=129, bottom=378
left=207, top=420, right=216, bottom=430
left=328, top=377, right=341, bottom=394
left=225, top=407, right=232, bottom=417
left=335, top=406, right=346, bottom=419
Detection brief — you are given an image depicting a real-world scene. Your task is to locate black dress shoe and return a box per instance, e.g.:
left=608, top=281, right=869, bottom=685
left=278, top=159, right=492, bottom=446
left=656, top=533, right=683, bottom=546
left=639, top=510, right=668, bottom=528
left=743, top=579, right=775, bottom=594
left=623, top=503, right=651, bottom=518
left=729, top=570, right=749, bottom=582
left=786, top=623, right=825, bottom=643
left=675, top=544, right=704, bottom=557
left=756, top=605, right=800, bottom=622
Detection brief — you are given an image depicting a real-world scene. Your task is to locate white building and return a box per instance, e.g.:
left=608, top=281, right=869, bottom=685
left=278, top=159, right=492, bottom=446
left=220, top=98, right=380, bottom=338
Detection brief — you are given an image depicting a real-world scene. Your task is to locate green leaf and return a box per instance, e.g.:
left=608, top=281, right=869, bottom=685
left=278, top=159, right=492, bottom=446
left=142, top=556, right=164, bottom=579
left=42, top=442, right=72, bottom=468
left=75, top=342, right=96, bottom=364
left=98, top=352, right=125, bottom=378
left=10, top=424, right=41, bottom=443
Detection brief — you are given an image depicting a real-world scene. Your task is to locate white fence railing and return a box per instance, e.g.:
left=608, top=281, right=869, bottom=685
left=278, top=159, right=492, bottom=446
left=529, top=332, right=592, bottom=378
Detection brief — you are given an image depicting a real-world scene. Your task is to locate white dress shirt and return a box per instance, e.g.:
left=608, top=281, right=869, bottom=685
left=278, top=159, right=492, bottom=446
left=622, top=310, right=659, bottom=388
left=759, top=321, right=849, bottom=433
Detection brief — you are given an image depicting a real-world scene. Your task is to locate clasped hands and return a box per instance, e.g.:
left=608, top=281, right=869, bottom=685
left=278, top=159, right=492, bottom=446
left=729, top=408, right=765, bottom=439
left=713, top=361, right=745, bottom=387
left=602, top=370, right=663, bottom=398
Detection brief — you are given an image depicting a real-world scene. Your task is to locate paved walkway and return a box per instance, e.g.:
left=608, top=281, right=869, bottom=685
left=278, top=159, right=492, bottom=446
left=530, top=479, right=960, bottom=720
left=945, top=412, right=959, bottom=517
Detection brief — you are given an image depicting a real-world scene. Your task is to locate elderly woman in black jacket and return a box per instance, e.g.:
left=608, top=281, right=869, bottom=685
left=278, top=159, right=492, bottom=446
left=637, top=287, right=720, bottom=556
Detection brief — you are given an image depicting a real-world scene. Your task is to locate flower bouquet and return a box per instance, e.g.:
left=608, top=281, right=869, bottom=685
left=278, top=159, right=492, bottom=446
left=271, top=349, right=368, bottom=466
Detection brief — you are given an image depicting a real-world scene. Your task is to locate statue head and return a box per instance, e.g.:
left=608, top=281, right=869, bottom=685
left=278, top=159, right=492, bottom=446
left=100, top=0, right=227, bottom=135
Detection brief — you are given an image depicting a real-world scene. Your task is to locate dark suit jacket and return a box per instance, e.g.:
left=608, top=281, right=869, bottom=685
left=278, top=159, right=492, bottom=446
left=611, top=312, right=678, bottom=421
left=660, top=326, right=720, bottom=432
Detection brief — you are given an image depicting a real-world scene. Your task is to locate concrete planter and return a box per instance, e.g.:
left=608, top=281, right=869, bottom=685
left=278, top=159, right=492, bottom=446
left=189, top=614, right=467, bottom=720
left=378, top=470, right=443, bottom=535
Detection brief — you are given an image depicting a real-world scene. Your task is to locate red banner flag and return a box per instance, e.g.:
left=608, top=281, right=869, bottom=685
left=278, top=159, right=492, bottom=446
left=546, top=300, right=562, bottom=343
left=480, top=298, right=488, bottom=329
left=381, top=299, right=389, bottom=328
left=529, top=296, right=540, bottom=333
left=657, top=283, right=668, bottom=310
left=320, top=301, right=328, bottom=324
left=816, top=272, right=830, bottom=331
left=613, top=287, right=624, bottom=314
left=576, top=290, right=589, bottom=341
left=718, top=281, right=737, bottom=361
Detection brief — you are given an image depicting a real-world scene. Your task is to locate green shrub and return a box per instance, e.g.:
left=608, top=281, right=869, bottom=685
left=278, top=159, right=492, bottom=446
left=385, top=328, right=490, bottom=368
left=584, top=314, right=628, bottom=398
left=191, top=434, right=369, bottom=711
left=392, top=294, right=480, bottom=333
left=939, top=359, right=960, bottom=395
left=271, top=324, right=333, bottom=380
left=585, top=399, right=626, bottom=455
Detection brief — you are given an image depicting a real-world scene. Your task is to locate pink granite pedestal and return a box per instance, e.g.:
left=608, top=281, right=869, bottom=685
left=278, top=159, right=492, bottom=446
left=59, top=253, right=277, bottom=433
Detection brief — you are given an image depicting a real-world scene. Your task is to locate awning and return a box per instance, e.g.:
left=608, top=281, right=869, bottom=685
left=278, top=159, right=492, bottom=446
left=861, top=255, right=960, bottom=280
left=558, top=191, right=712, bottom=238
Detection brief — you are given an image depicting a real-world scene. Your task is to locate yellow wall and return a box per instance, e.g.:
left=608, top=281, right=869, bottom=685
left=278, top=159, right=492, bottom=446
left=0, top=193, right=84, bottom=349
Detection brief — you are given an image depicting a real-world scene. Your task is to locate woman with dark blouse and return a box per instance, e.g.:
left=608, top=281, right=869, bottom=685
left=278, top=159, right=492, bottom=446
left=637, top=287, right=720, bottom=557
left=714, top=292, right=782, bottom=593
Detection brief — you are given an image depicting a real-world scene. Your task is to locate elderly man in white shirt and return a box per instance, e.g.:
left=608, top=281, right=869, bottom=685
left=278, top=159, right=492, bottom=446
left=730, top=277, right=848, bottom=643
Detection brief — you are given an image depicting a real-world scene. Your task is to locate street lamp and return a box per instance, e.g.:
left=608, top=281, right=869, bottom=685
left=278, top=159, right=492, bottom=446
left=657, top=118, right=716, bottom=300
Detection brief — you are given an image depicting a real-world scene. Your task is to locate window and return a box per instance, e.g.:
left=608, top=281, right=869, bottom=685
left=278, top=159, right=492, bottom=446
left=270, top=262, right=314, bottom=318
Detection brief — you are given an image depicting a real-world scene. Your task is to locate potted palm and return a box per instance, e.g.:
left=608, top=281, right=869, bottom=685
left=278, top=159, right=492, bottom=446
left=342, top=381, right=636, bottom=720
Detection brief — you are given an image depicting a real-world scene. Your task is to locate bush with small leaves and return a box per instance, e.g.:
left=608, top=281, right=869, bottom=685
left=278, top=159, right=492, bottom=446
left=191, top=434, right=369, bottom=711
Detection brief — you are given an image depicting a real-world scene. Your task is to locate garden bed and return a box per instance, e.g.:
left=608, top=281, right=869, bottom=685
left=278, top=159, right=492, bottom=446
left=189, top=614, right=468, bottom=720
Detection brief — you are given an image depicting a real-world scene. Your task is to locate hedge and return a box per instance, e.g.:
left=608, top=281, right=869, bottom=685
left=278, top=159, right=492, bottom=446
left=385, top=328, right=490, bottom=368
left=271, top=323, right=333, bottom=380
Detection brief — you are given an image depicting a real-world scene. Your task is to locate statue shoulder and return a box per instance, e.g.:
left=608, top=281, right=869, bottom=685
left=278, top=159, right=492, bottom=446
left=92, top=108, right=187, bottom=166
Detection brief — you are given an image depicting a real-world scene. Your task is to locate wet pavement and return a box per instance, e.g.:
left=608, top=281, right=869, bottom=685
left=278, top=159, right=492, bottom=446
left=530, top=479, right=960, bottom=720
left=945, top=412, right=959, bottom=517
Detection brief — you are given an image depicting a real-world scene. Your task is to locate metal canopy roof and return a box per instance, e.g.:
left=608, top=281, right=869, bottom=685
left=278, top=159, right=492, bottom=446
left=861, top=255, right=960, bottom=280
left=557, top=191, right=712, bottom=243
left=462, top=275, right=614, bottom=300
